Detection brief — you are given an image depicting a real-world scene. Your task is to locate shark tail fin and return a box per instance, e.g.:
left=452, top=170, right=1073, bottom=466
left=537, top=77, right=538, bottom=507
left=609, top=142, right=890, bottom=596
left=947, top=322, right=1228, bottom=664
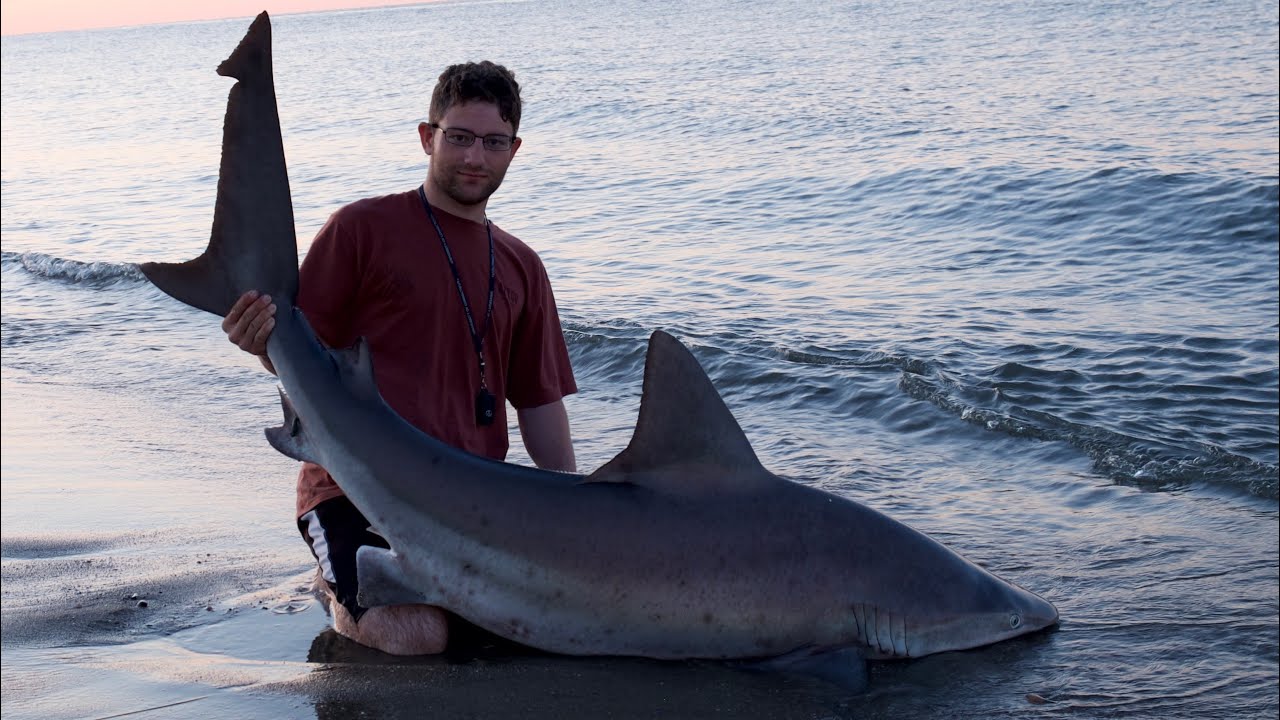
left=138, top=11, right=297, bottom=318
left=265, top=388, right=319, bottom=463
left=137, top=253, right=239, bottom=318
left=217, top=11, right=271, bottom=80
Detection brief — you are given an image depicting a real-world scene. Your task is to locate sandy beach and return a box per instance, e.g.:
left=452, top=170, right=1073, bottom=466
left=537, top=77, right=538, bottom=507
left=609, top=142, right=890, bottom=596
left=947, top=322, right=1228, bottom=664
left=3, top=0, right=1276, bottom=717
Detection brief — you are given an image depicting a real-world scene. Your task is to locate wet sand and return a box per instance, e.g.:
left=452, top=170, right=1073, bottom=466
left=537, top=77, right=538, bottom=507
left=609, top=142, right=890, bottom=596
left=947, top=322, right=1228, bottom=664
left=0, top=362, right=864, bottom=719
left=0, top=375, right=1059, bottom=720
left=1, top=527, right=1055, bottom=719
left=1, top=532, right=873, bottom=720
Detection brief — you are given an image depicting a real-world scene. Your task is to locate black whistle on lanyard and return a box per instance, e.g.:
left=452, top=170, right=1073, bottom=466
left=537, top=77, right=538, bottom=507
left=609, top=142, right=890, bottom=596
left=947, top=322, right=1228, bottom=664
left=475, top=388, right=497, bottom=426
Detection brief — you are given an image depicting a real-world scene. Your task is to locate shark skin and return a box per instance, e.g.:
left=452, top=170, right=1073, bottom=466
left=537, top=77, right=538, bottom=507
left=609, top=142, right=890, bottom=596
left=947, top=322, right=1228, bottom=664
left=139, top=13, right=1059, bottom=686
left=350, top=329, right=1060, bottom=665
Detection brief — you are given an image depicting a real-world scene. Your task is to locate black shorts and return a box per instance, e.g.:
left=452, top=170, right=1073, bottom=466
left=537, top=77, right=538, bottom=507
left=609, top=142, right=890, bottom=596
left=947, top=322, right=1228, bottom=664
left=297, top=495, right=389, bottom=623
left=298, top=496, right=543, bottom=657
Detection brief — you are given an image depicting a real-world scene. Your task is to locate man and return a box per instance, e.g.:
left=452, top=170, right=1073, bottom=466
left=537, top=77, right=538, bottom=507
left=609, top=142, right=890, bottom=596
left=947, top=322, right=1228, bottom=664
left=222, top=61, right=577, bottom=655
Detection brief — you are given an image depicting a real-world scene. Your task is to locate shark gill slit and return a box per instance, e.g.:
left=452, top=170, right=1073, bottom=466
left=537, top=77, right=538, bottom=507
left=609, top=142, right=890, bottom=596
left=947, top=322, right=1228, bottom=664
left=851, top=602, right=911, bottom=658
left=855, top=602, right=874, bottom=652
left=893, top=611, right=908, bottom=657
left=875, top=602, right=885, bottom=653
left=904, top=613, right=912, bottom=657
left=884, top=609, right=907, bottom=658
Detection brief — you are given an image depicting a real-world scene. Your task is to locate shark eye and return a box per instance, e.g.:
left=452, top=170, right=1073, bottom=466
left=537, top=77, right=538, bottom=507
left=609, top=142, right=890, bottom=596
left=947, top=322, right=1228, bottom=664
left=1009, top=613, right=1022, bottom=629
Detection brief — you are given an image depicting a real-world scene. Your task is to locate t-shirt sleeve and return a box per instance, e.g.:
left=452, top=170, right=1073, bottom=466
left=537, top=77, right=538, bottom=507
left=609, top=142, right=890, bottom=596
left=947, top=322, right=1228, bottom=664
left=296, top=212, right=361, bottom=349
left=506, top=255, right=577, bottom=409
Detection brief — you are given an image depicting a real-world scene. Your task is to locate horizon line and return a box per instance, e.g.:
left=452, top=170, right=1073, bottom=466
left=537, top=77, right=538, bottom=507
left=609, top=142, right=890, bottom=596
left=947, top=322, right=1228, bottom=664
left=0, top=0, right=451, bottom=38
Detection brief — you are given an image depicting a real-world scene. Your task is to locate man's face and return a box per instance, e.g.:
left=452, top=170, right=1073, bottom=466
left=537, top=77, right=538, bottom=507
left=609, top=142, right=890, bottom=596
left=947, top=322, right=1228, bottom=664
left=419, top=101, right=521, bottom=210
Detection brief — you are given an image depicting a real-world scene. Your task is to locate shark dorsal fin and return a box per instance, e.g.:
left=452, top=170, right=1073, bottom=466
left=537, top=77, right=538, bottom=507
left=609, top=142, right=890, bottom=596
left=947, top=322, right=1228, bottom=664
left=588, top=331, right=768, bottom=491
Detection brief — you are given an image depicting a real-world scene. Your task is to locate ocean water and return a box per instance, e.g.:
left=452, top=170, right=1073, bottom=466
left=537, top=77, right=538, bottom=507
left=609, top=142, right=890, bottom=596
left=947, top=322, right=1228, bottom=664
left=2, top=0, right=1277, bottom=718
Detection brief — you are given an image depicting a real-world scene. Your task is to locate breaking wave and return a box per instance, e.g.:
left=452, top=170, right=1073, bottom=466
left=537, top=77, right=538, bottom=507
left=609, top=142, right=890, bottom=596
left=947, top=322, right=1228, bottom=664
left=2, top=250, right=145, bottom=288
left=899, top=371, right=1279, bottom=500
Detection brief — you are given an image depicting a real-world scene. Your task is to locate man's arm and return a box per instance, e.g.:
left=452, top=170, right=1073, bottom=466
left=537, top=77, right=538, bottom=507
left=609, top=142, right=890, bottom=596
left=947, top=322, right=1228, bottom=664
left=517, top=399, right=576, bottom=472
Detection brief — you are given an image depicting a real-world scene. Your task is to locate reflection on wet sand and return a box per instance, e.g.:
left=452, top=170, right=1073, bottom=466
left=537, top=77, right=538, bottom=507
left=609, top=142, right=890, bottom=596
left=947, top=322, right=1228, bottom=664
left=300, top=625, right=854, bottom=720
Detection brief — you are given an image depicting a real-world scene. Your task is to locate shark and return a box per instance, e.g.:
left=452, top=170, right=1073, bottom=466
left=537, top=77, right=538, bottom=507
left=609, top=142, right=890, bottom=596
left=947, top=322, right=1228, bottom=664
left=139, top=12, right=1058, bottom=687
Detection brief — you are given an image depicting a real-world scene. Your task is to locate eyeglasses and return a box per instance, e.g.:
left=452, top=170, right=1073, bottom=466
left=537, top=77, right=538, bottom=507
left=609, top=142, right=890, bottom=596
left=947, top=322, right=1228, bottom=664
left=430, top=123, right=516, bottom=152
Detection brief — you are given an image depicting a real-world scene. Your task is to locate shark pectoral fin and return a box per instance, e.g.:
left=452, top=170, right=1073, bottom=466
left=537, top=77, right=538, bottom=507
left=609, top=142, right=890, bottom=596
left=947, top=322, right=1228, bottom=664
left=355, top=546, right=440, bottom=608
left=264, top=388, right=318, bottom=463
left=588, top=330, right=773, bottom=493
left=745, top=645, right=869, bottom=692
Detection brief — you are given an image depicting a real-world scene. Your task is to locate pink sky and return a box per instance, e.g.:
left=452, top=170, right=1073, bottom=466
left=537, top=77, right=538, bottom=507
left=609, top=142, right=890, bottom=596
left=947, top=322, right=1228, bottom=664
left=1, top=0, right=431, bottom=36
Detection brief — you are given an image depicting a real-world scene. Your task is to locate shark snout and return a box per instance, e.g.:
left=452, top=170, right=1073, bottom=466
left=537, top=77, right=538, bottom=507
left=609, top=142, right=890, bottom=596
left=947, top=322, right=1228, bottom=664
left=901, top=574, right=1059, bottom=658
left=1015, top=585, right=1059, bottom=634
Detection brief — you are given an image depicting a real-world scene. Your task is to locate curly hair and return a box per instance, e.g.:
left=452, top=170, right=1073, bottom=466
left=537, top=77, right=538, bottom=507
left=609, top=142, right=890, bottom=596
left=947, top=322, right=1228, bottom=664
left=429, top=61, right=523, bottom=137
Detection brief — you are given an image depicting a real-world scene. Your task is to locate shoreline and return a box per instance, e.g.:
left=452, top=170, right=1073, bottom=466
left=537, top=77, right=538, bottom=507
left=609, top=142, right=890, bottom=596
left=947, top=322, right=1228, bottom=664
left=1, top=570, right=863, bottom=720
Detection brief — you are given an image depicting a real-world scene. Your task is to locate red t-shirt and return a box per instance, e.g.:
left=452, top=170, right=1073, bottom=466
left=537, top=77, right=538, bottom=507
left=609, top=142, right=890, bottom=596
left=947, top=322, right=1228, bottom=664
left=292, top=189, right=577, bottom=517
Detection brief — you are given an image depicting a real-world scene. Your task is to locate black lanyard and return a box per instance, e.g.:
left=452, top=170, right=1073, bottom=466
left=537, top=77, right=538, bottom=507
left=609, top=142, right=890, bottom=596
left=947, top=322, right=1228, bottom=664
left=417, top=186, right=497, bottom=424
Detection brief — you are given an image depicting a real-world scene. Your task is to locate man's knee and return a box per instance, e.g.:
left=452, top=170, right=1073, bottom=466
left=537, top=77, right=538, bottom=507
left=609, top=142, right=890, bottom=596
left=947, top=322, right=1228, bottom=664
left=333, top=602, right=449, bottom=656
